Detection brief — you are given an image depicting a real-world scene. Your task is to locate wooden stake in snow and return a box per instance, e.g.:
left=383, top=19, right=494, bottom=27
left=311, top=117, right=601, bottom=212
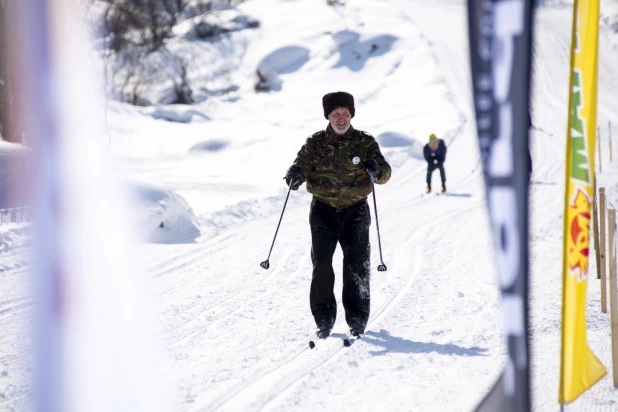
left=600, top=188, right=607, bottom=313
left=608, top=208, right=618, bottom=387
left=593, top=174, right=601, bottom=280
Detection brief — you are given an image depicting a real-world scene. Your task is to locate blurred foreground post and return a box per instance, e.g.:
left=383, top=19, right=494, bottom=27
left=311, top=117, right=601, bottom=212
left=467, top=0, right=534, bottom=409
left=7, top=0, right=170, bottom=410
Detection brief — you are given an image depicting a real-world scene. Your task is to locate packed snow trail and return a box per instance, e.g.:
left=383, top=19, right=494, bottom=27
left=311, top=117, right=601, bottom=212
left=3, top=0, right=618, bottom=410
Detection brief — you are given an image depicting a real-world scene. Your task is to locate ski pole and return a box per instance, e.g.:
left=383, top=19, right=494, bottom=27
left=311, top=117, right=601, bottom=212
left=369, top=172, right=387, bottom=271
left=260, top=181, right=293, bottom=270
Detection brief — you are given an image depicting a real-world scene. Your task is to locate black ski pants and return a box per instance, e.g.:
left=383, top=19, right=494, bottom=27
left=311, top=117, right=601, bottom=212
left=309, top=198, right=371, bottom=330
left=426, top=162, right=446, bottom=186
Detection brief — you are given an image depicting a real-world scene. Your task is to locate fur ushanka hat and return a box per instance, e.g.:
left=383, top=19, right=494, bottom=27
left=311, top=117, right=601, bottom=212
left=322, top=91, right=355, bottom=119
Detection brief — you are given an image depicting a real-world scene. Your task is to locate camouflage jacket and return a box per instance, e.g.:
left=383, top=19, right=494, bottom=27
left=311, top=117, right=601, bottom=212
left=291, top=124, right=391, bottom=209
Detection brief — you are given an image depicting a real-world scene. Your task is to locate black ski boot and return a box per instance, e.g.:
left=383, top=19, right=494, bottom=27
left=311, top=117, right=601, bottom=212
left=349, top=322, right=365, bottom=337
left=316, top=320, right=332, bottom=339
left=316, top=327, right=331, bottom=339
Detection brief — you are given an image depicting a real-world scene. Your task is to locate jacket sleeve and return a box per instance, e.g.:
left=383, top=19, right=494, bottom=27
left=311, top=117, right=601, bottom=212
left=439, top=142, right=447, bottom=162
left=423, top=145, right=432, bottom=163
left=290, top=137, right=315, bottom=189
left=367, top=138, right=391, bottom=184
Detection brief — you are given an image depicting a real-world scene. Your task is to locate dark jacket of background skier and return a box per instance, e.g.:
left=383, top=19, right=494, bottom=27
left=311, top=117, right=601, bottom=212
left=290, top=124, right=391, bottom=209
left=423, top=139, right=447, bottom=164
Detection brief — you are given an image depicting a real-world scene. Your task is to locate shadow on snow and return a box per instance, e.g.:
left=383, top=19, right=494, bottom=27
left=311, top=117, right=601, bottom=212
left=331, top=30, right=398, bottom=72
left=442, top=192, right=472, bottom=198
left=361, top=330, right=488, bottom=357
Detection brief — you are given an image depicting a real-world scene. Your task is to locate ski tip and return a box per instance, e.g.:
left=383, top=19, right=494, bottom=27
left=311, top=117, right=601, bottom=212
left=309, top=341, right=316, bottom=349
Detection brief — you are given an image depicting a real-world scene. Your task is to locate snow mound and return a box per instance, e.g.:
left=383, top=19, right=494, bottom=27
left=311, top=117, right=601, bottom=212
left=188, top=139, right=230, bottom=153
left=377, top=131, right=416, bottom=147
left=147, top=106, right=210, bottom=123
left=128, top=180, right=200, bottom=244
left=258, top=46, right=310, bottom=75
left=377, top=131, right=424, bottom=160
left=198, top=188, right=309, bottom=237
left=256, top=46, right=310, bottom=92
left=0, top=224, right=30, bottom=254
left=331, top=30, right=398, bottom=71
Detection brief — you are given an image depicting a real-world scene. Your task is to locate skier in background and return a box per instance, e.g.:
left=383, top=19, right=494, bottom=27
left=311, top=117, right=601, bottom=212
left=423, top=133, right=447, bottom=193
left=284, top=91, right=391, bottom=340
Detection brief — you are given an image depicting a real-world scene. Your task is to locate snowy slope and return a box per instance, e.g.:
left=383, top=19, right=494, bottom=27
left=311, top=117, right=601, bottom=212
left=2, top=0, right=618, bottom=411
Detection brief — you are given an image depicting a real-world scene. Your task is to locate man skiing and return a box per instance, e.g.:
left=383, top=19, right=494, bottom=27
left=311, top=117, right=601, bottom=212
left=284, top=91, right=392, bottom=340
left=423, top=133, right=447, bottom=193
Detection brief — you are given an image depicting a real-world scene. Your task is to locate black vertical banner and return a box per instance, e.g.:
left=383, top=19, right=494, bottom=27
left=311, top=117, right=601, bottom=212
left=467, top=0, right=533, bottom=411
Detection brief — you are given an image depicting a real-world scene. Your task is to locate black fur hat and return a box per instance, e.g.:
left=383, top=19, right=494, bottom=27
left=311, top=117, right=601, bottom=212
left=322, top=91, right=355, bottom=119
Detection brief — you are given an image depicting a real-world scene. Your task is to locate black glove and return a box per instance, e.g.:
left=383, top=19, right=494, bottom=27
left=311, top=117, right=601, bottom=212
left=284, top=164, right=302, bottom=188
left=363, top=159, right=382, bottom=180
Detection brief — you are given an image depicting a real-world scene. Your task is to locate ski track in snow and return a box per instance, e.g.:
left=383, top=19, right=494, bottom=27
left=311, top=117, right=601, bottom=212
left=199, top=189, right=485, bottom=412
left=162, top=143, right=479, bottom=410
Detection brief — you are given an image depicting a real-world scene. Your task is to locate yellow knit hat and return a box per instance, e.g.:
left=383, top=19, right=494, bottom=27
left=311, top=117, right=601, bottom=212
left=429, top=133, right=438, bottom=142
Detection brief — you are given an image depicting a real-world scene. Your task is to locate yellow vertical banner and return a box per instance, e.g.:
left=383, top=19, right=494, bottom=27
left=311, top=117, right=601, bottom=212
left=559, top=0, right=606, bottom=404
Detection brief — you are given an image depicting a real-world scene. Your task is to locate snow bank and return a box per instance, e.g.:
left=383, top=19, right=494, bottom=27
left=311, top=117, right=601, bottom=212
left=147, top=106, right=210, bottom=123
left=188, top=138, right=230, bottom=153
left=256, top=45, right=311, bottom=91
left=127, top=180, right=200, bottom=244
left=377, top=131, right=424, bottom=160
left=0, top=224, right=30, bottom=254
left=198, top=188, right=310, bottom=236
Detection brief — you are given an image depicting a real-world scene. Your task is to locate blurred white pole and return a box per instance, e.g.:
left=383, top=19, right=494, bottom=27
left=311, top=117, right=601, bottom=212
left=7, top=1, right=65, bottom=409
left=7, top=1, right=170, bottom=411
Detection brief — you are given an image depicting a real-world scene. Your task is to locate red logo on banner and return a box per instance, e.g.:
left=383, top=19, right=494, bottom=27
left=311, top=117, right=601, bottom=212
left=568, top=187, right=591, bottom=281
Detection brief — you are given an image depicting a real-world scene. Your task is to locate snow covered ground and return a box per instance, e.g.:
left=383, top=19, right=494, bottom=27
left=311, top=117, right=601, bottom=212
left=2, top=0, right=618, bottom=410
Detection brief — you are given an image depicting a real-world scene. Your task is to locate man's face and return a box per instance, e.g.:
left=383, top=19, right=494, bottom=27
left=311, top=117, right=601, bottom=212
left=328, top=107, right=351, bottom=135
left=429, top=142, right=439, bottom=151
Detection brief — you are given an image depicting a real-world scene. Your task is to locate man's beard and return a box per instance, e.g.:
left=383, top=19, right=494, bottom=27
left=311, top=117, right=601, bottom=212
left=331, top=122, right=350, bottom=135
